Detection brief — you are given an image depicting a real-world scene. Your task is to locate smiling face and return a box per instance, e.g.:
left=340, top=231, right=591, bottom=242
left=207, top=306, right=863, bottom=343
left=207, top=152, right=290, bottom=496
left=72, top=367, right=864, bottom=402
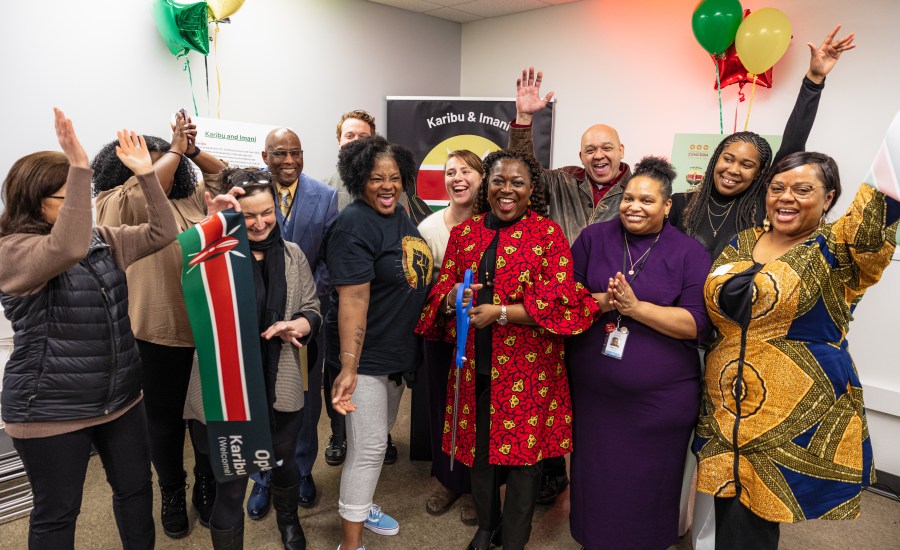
left=338, top=118, right=373, bottom=148
left=239, top=188, right=278, bottom=242
left=579, top=124, right=625, bottom=185
left=444, top=156, right=481, bottom=209
left=714, top=141, right=762, bottom=196
left=363, top=155, right=403, bottom=215
left=487, top=158, right=533, bottom=222
left=765, top=164, right=835, bottom=240
left=619, top=175, right=672, bottom=235
left=262, top=129, right=303, bottom=186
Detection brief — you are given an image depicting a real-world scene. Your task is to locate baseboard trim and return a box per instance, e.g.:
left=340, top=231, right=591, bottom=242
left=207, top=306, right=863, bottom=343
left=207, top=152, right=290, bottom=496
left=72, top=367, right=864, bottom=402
left=869, top=469, right=900, bottom=501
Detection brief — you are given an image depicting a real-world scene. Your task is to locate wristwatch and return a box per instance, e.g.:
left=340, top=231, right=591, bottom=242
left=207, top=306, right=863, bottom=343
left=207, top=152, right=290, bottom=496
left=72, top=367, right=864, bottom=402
left=497, top=304, right=508, bottom=326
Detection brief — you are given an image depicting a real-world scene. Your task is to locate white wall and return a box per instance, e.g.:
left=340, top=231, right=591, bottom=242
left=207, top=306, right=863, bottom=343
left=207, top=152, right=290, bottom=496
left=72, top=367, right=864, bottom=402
left=0, top=0, right=461, bottom=182
left=461, top=0, right=900, bottom=475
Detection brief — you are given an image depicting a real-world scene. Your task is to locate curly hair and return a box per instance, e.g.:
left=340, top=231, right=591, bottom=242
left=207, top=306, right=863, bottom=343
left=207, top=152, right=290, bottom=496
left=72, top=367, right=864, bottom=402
left=768, top=151, right=842, bottom=214
left=0, top=151, right=68, bottom=237
left=337, top=135, right=417, bottom=199
left=631, top=156, right=677, bottom=200
left=474, top=149, right=548, bottom=217
left=90, top=136, right=198, bottom=199
left=682, top=132, right=773, bottom=235
left=335, top=110, right=376, bottom=141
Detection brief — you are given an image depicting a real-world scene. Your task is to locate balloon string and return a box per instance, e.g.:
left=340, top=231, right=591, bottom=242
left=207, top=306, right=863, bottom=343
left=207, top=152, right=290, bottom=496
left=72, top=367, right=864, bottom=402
left=204, top=54, right=210, bottom=118
left=733, top=92, right=739, bottom=134
left=181, top=54, right=199, bottom=117
left=715, top=58, right=723, bottom=134
left=215, top=24, right=222, bottom=119
left=743, top=75, right=758, bottom=132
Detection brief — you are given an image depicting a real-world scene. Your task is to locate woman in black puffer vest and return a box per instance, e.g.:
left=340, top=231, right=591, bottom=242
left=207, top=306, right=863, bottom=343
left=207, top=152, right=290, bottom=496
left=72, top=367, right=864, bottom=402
left=0, top=110, right=178, bottom=549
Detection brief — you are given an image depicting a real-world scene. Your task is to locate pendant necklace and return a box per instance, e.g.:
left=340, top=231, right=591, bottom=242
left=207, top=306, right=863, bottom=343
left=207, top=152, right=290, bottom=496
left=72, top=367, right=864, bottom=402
left=706, top=199, right=735, bottom=237
left=624, top=231, right=661, bottom=275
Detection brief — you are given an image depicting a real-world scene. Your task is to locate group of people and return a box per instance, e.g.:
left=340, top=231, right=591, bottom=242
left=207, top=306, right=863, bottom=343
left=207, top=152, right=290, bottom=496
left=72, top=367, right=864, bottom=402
left=1, top=23, right=897, bottom=550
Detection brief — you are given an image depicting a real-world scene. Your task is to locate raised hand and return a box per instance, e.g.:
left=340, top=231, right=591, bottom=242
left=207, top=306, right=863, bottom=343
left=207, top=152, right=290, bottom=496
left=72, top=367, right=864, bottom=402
left=807, top=24, right=856, bottom=84
left=53, top=108, right=89, bottom=168
left=204, top=192, right=242, bottom=215
left=184, top=115, right=198, bottom=157
left=516, top=67, right=554, bottom=122
left=115, top=130, right=154, bottom=176
left=168, top=111, right=189, bottom=155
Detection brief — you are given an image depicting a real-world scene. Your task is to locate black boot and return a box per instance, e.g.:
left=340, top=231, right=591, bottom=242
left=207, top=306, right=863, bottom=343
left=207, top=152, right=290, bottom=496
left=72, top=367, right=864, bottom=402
left=193, top=466, right=217, bottom=528
left=271, top=483, right=307, bottom=550
left=159, top=482, right=189, bottom=539
left=466, top=524, right=502, bottom=550
left=210, top=522, right=244, bottom=550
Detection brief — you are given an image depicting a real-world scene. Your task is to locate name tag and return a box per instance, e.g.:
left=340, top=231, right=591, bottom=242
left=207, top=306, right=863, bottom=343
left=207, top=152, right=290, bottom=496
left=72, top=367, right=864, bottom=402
left=710, top=263, right=734, bottom=278
left=602, top=327, right=629, bottom=360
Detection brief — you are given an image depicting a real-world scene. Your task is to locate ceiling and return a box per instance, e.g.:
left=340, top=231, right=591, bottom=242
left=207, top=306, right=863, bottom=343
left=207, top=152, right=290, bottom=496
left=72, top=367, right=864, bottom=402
left=367, top=0, right=580, bottom=23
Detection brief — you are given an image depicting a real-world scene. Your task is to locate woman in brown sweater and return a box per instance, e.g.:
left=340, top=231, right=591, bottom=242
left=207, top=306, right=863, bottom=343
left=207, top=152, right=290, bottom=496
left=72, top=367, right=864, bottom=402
left=0, top=110, right=178, bottom=549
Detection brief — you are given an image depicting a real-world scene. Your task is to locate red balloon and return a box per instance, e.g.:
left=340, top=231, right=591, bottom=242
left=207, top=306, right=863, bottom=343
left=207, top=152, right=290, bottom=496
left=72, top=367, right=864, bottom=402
left=711, top=9, right=773, bottom=91
left=713, top=44, right=772, bottom=90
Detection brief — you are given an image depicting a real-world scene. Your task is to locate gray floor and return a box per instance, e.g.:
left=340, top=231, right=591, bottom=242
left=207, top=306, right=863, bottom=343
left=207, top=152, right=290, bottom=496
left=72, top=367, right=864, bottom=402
left=2, top=389, right=899, bottom=549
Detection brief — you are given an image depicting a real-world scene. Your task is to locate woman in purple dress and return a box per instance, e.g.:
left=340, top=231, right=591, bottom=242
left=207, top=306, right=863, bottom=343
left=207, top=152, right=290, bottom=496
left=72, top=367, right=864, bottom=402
left=567, top=157, right=712, bottom=549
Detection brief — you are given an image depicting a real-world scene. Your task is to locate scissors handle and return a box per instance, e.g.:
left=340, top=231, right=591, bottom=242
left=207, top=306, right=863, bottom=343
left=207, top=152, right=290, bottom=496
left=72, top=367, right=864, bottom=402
left=454, top=270, right=474, bottom=369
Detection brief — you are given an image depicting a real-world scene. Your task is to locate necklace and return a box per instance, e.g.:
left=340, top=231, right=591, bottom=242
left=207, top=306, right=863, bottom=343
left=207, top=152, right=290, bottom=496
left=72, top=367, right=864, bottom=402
left=624, top=231, right=661, bottom=275
left=706, top=201, right=735, bottom=237
left=709, top=194, right=733, bottom=208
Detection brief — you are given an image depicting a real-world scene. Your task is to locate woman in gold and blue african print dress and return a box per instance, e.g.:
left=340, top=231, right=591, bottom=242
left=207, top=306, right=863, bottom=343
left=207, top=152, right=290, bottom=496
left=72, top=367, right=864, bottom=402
left=694, top=151, right=900, bottom=549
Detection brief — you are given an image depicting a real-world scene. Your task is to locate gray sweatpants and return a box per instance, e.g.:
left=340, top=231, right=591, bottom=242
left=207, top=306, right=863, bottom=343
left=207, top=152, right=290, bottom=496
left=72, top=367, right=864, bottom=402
left=338, top=374, right=404, bottom=522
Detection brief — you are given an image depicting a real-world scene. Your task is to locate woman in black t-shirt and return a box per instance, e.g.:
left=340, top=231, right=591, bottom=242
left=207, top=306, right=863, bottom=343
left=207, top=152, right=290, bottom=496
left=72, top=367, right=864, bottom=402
left=325, top=136, right=434, bottom=550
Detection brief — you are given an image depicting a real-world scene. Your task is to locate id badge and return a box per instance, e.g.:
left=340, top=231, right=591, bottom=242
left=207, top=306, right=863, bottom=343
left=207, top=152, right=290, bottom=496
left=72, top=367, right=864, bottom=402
left=602, top=327, right=629, bottom=359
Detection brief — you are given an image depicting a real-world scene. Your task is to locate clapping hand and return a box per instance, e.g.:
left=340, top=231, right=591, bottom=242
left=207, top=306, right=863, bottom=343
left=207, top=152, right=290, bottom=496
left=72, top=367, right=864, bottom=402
left=115, top=130, right=154, bottom=176
left=516, top=67, right=554, bottom=122
left=169, top=111, right=188, bottom=155
left=608, top=272, right=640, bottom=316
left=807, top=25, right=856, bottom=84
left=261, top=317, right=311, bottom=348
left=53, top=108, right=88, bottom=169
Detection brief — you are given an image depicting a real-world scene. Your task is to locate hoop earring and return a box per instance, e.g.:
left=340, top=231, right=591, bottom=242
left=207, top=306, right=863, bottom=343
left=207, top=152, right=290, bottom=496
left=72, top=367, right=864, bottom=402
left=762, top=216, right=771, bottom=232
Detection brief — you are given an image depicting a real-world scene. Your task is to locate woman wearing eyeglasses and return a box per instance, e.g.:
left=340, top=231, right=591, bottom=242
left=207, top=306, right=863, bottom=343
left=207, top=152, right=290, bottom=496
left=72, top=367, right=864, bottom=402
left=694, top=151, right=900, bottom=549
left=0, top=110, right=178, bottom=549
left=93, top=112, right=228, bottom=537
left=184, top=168, right=320, bottom=550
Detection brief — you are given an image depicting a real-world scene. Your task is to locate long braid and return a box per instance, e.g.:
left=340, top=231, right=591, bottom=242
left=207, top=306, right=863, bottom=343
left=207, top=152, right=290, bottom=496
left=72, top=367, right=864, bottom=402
left=682, top=132, right=773, bottom=236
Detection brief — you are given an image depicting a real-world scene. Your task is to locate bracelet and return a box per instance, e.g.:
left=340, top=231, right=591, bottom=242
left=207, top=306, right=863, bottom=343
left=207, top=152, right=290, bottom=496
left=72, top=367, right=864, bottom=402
left=185, top=146, right=202, bottom=160
left=444, top=292, right=454, bottom=315
left=165, top=150, right=184, bottom=158
left=339, top=351, right=359, bottom=369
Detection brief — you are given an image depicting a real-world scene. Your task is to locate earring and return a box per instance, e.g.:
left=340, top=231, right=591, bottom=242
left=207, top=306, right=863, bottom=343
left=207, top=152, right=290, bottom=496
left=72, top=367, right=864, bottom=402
left=762, top=216, right=771, bottom=232
left=527, top=199, right=532, bottom=206
left=819, top=212, right=826, bottom=227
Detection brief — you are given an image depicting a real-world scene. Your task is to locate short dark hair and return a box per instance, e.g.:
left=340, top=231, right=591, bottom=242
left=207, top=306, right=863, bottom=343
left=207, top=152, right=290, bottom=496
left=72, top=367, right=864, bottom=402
left=631, top=156, right=676, bottom=201
left=768, top=151, right=842, bottom=213
left=91, top=136, right=197, bottom=199
left=0, top=151, right=68, bottom=237
left=337, top=135, right=417, bottom=199
left=474, top=149, right=548, bottom=216
left=221, top=167, right=278, bottom=203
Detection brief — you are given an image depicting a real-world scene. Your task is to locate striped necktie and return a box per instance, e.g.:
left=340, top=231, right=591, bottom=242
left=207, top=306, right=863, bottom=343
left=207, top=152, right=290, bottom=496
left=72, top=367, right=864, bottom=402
left=280, top=190, right=291, bottom=218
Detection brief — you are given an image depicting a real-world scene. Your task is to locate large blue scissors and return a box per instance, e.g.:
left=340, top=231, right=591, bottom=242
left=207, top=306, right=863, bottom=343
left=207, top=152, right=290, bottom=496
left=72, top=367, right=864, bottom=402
left=450, top=269, right=473, bottom=471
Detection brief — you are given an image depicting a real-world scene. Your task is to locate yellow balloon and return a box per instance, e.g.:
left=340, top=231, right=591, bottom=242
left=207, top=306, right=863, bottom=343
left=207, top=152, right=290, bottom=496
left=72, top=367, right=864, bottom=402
left=208, top=0, right=245, bottom=21
left=734, top=7, right=792, bottom=75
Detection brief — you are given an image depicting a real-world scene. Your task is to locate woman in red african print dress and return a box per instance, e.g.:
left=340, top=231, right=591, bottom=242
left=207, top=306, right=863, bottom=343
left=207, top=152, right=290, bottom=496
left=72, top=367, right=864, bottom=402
left=417, top=150, right=598, bottom=550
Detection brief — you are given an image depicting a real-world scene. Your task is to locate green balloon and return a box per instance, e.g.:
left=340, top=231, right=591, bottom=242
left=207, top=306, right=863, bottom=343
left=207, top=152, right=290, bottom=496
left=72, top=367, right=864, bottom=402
left=692, top=0, right=743, bottom=56
left=153, top=0, right=210, bottom=57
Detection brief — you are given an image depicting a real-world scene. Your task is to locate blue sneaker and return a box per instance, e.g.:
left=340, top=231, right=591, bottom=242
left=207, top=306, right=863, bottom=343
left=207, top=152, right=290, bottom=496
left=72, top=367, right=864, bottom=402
left=364, top=504, right=399, bottom=536
left=246, top=481, right=271, bottom=520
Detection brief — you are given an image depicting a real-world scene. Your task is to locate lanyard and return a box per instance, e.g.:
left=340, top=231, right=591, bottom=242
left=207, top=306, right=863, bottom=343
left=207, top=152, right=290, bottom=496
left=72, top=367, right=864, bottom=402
left=621, top=229, right=661, bottom=286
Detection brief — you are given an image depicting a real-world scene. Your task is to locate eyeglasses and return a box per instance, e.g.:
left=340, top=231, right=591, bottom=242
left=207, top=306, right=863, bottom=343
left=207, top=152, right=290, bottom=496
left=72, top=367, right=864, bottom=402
left=767, top=183, right=825, bottom=199
left=46, top=195, right=66, bottom=200
left=229, top=171, right=272, bottom=188
left=267, top=149, right=303, bottom=160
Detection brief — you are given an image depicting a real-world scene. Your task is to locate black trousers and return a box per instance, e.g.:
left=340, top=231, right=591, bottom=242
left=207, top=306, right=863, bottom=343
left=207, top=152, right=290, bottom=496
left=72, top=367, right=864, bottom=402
left=12, top=402, right=154, bottom=550
left=471, top=374, right=541, bottom=550
left=137, top=339, right=206, bottom=487
left=714, top=496, right=780, bottom=550
left=192, top=409, right=303, bottom=529
left=425, top=339, right=472, bottom=494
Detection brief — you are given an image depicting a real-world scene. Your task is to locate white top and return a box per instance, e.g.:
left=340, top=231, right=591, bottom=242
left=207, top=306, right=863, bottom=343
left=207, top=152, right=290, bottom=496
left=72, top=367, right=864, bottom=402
left=418, top=209, right=451, bottom=280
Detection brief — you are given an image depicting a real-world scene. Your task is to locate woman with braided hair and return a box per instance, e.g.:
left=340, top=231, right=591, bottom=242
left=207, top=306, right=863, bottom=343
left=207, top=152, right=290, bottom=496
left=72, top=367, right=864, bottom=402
left=669, top=25, right=856, bottom=259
